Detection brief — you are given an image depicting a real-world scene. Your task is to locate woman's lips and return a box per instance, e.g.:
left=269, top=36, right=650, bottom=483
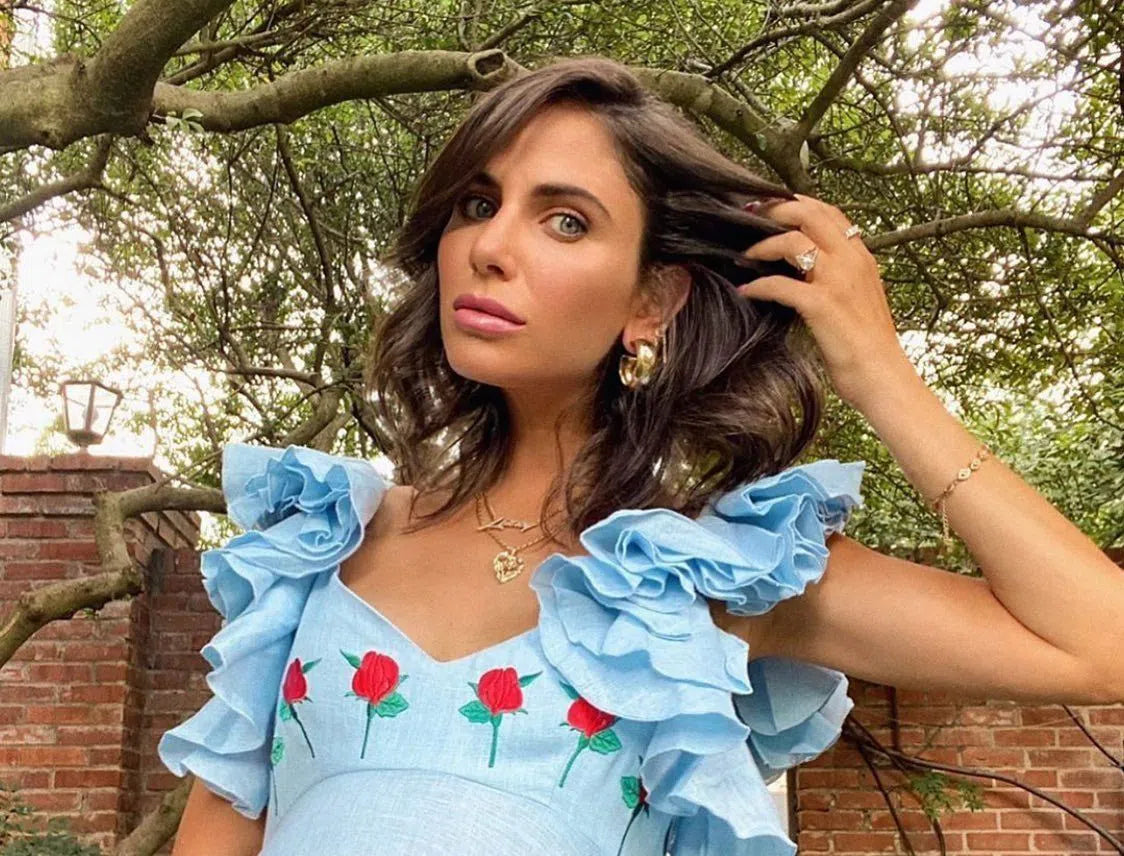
left=453, top=307, right=526, bottom=334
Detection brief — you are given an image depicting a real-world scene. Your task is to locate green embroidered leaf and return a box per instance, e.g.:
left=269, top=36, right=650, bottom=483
left=375, top=692, right=409, bottom=717
left=518, top=670, right=542, bottom=687
left=271, top=737, right=285, bottom=766
left=620, top=776, right=640, bottom=809
left=558, top=681, right=580, bottom=700
left=590, top=728, right=622, bottom=754
left=340, top=650, right=361, bottom=669
left=301, top=658, right=321, bottom=673
left=459, top=700, right=492, bottom=723
left=467, top=681, right=478, bottom=694
left=344, top=691, right=356, bottom=698
left=278, top=701, right=293, bottom=722
left=396, top=674, right=409, bottom=686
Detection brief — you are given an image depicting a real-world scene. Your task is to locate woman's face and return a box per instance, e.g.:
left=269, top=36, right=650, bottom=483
left=437, top=103, right=660, bottom=398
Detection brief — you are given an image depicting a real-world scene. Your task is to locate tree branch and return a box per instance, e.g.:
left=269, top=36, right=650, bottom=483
left=0, top=0, right=238, bottom=147
left=0, top=483, right=224, bottom=668
left=152, top=48, right=524, bottom=134
left=793, top=0, right=919, bottom=141
left=0, top=133, right=113, bottom=224
left=113, top=775, right=193, bottom=856
left=865, top=208, right=1124, bottom=252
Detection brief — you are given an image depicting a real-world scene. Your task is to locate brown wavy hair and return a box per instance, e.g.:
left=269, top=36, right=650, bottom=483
left=364, top=55, right=826, bottom=546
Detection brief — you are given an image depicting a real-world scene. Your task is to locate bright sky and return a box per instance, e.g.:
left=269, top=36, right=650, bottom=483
left=5, top=0, right=1089, bottom=465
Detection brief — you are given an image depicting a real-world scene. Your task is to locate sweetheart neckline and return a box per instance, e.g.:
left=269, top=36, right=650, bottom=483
left=328, top=565, right=542, bottom=668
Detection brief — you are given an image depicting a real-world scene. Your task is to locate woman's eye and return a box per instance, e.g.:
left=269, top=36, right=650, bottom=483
left=461, top=195, right=495, bottom=218
left=550, top=212, right=588, bottom=237
left=458, top=194, right=587, bottom=238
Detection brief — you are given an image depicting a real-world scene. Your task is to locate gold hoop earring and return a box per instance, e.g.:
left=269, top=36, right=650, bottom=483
left=619, top=332, right=664, bottom=389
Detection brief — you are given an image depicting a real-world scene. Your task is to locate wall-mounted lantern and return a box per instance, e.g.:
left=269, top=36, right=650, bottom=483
left=59, top=379, right=122, bottom=450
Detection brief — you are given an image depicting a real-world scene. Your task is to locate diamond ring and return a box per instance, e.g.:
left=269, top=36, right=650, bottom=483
left=844, top=224, right=863, bottom=239
left=794, top=246, right=819, bottom=274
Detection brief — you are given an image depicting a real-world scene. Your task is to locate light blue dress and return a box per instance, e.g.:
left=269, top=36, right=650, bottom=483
left=158, top=443, right=865, bottom=855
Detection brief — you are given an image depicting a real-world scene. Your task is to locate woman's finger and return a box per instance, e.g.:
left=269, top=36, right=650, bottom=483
left=742, top=230, right=823, bottom=275
left=735, top=274, right=817, bottom=316
left=796, top=193, right=856, bottom=235
left=745, top=195, right=847, bottom=253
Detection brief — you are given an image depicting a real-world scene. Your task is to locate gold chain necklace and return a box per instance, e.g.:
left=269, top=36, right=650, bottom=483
left=473, top=492, right=564, bottom=584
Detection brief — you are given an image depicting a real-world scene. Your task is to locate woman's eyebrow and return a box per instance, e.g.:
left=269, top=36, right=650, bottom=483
left=469, top=170, right=612, bottom=221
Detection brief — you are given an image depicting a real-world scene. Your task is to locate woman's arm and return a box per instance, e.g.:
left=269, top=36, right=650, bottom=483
left=171, top=777, right=266, bottom=856
left=732, top=193, right=1124, bottom=705
left=855, top=358, right=1123, bottom=697
left=721, top=361, right=1124, bottom=705
left=742, top=532, right=1120, bottom=704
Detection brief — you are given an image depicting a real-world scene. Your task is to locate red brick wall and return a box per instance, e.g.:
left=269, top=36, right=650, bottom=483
left=794, top=683, right=1123, bottom=854
left=0, top=454, right=205, bottom=852
left=131, top=546, right=218, bottom=854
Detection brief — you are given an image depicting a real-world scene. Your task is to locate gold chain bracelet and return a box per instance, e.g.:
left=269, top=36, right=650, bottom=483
left=929, top=442, right=992, bottom=548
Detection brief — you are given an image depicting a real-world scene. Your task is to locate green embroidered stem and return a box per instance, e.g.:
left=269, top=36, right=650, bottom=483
left=361, top=705, right=374, bottom=759
left=615, top=808, right=640, bottom=856
left=291, top=708, right=315, bottom=758
left=558, top=742, right=585, bottom=788
left=271, top=771, right=278, bottom=811
left=488, top=719, right=500, bottom=768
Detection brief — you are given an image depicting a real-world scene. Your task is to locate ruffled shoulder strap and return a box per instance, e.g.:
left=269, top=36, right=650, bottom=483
left=527, top=457, right=864, bottom=856
left=158, top=443, right=389, bottom=819
left=696, top=458, right=865, bottom=615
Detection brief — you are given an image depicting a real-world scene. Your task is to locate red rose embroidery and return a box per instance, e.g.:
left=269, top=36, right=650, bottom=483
left=352, top=651, right=398, bottom=704
left=557, top=681, right=621, bottom=788
left=460, top=666, right=541, bottom=768
left=567, top=697, right=617, bottom=738
left=341, top=649, right=410, bottom=759
left=277, top=657, right=320, bottom=757
left=478, top=667, right=524, bottom=715
left=282, top=659, right=308, bottom=704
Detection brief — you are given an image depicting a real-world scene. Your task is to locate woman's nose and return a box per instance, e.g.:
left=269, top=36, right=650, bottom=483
left=468, top=207, right=520, bottom=277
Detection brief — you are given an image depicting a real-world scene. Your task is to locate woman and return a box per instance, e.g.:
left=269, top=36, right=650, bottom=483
left=160, top=56, right=1124, bottom=856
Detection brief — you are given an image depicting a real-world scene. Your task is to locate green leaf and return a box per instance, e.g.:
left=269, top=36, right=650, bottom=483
left=558, top=680, right=580, bottom=700
left=518, top=670, right=542, bottom=687
left=590, top=728, right=621, bottom=754
left=271, top=737, right=285, bottom=765
left=278, top=701, right=293, bottom=721
left=181, top=107, right=204, bottom=121
left=302, top=658, right=321, bottom=673
left=340, top=650, right=361, bottom=669
left=375, top=692, right=409, bottom=717
left=620, top=775, right=640, bottom=808
left=458, top=700, right=492, bottom=723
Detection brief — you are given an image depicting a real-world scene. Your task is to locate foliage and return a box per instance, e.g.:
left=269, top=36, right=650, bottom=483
left=1, top=1, right=1121, bottom=566
left=0, top=783, right=101, bottom=856
left=906, top=770, right=986, bottom=822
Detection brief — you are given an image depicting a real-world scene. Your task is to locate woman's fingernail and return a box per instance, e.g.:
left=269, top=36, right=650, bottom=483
left=744, top=201, right=762, bottom=212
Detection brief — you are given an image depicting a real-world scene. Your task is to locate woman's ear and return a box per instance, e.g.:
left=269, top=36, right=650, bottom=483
left=660, top=264, right=692, bottom=322
left=623, top=264, right=692, bottom=350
